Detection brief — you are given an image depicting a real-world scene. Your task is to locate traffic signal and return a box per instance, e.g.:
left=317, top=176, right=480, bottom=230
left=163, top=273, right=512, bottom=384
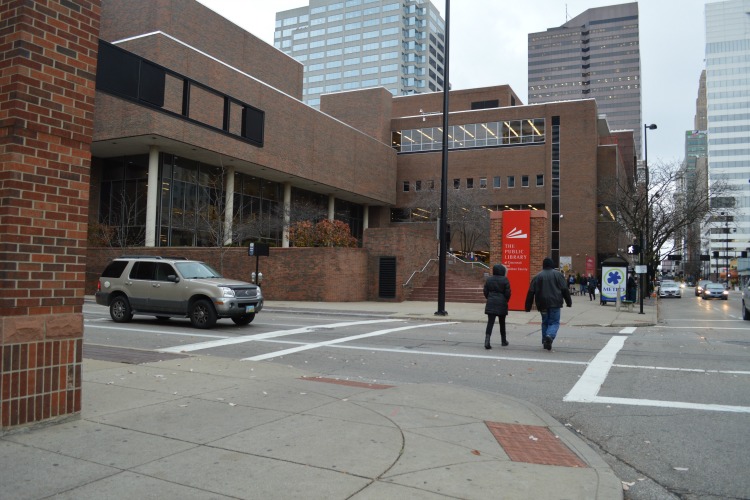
left=627, top=244, right=640, bottom=254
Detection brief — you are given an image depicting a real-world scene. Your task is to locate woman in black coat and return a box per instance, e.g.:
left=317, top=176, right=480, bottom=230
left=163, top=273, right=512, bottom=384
left=483, top=263, right=511, bottom=349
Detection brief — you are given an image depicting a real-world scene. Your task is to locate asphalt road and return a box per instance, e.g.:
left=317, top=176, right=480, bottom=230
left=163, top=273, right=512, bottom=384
left=84, top=291, right=750, bottom=500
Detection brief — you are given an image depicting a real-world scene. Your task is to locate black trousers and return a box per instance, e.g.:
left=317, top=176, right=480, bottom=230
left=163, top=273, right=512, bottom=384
left=486, top=314, right=507, bottom=337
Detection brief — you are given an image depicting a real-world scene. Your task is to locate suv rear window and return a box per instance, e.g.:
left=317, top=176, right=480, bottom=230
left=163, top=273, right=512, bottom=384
left=130, top=261, right=157, bottom=280
left=101, top=260, right=128, bottom=278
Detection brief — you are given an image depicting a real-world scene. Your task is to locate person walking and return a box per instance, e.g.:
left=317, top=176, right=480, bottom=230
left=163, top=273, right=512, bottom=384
left=524, top=257, right=572, bottom=351
left=483, top=263, right=511, bottom=349
left=587, top=274, right=598, bottom=301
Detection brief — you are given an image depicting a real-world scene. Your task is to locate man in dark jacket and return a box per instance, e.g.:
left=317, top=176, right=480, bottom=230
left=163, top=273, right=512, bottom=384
left=524, top=257, right=572, bottom=351
left=483, top=263, right=511, bottom=349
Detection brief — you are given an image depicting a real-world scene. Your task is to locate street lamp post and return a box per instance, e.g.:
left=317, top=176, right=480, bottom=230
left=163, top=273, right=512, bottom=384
left=640, top=123, right=657, bottom=314
left=435, top=0, right=450, bottom=316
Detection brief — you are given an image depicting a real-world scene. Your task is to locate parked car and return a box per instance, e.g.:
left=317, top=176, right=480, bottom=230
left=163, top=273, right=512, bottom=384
left=95, top=256, right=263, bottom=329
left=695, top=280, right=712, bottom=296
left=743, top=281, right=750, bottom=320
left=701, top=283, right=728, bottom=300
left=659, top=281, right=681, bottom=298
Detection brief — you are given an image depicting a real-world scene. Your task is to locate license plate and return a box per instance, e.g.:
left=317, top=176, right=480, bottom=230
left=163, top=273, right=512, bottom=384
left=245, top=305, right=255, bottom=313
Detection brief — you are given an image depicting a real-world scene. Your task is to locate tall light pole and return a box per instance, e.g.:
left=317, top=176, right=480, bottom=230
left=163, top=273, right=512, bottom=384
left=435, top=0, right=450, bottom=316
left=640, top=123, right=657, bottom=314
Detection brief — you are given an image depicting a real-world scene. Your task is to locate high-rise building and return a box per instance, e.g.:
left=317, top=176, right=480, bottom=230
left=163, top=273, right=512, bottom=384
left=274, top=0, right=445, bottom=108
left=705, top=0, right=750, bottom=274
left=528, top=2, right=643, bottom=157
left=695, top=70, right=707, bottom=131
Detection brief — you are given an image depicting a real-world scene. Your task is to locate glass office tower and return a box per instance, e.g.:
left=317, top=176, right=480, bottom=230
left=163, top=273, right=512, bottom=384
left=528, top=2, right=642, bottom=157
left=705, top=0, right=750, bottom=271
left=275, top=0, right=445, bottom=108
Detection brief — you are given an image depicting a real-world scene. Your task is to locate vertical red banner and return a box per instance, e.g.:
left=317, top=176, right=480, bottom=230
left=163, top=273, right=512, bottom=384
left=586, top=256, right=595, bottom=276
left=502, top=210, right=531, bottom=311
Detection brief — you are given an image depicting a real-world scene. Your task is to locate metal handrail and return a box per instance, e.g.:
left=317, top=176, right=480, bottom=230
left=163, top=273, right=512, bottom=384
left=403, top=253, right=489, bottom=287
left=447, top=252, right=490, bottom=270
left=403, top=258, right=437, bottom=287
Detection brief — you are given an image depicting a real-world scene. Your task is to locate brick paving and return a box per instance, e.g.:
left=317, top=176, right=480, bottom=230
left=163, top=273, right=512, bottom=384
left=485, top=421, right=588, bottom=468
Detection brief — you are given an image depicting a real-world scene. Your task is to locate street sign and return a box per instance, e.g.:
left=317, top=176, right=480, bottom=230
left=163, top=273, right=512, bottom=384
left=635, top=265, right=647, bottom=274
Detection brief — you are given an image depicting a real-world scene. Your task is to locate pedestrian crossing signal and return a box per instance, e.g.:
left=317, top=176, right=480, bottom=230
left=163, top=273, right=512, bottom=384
left=627, top=244, right=640, bottom=254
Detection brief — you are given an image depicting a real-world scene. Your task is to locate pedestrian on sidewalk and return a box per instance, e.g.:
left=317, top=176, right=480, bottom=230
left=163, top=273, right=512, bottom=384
left=587, top=274, right=598, bottom=301
left=483, top=263, right=511, bottom=349
left=524, top=257, right=572, bottom=351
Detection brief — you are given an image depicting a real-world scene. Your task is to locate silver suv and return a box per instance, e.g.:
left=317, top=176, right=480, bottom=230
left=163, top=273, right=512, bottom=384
left=95, top=256, right=263, bottom=329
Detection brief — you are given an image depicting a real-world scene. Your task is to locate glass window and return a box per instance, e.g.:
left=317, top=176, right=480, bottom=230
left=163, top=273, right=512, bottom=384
left=327, top=25, right=343, bottom=34
left=345, top=10, right=361, bottom=18
left=415, top=180, right=422, bottom=191
left=537, top=174, right=544, bottom=186
left=328, top=2, right=343, bottom=10
left=522, top=175, right=529, bottom=187
left=467, top=178, right=474, bottom=189
left=508, top=176, right=515, bottom=188
left=480, top=178, right=487, bottom=189
left=403, top=181, right=409, bottom=192
left=453, top=178, right=460, bottom=189
left=328, top=14, right=343, bottom=22
left=493, top=176, right=501, bottom=188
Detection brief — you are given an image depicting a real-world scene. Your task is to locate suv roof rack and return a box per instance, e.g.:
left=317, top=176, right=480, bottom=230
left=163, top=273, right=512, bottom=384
left=119, top=255, right=163, bottom=259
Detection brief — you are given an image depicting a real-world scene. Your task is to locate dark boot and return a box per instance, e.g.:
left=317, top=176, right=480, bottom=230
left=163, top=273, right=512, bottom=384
left=501, top=334, right=509, bottom=347
left=484, top=334, right=492, bottom=349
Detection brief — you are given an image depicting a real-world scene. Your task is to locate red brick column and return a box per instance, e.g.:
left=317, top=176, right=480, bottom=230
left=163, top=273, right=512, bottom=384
left=0, top=1, right=101, bottom=428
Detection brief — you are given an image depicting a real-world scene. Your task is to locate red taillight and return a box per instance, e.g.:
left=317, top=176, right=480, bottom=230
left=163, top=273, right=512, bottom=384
left=97, top=281, right=101, bottom=292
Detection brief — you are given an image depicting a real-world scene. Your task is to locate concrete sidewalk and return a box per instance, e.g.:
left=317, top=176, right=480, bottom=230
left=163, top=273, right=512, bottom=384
left=0, top=295, right=650, bottom=499
left=264, top=291, right=658, bottom=328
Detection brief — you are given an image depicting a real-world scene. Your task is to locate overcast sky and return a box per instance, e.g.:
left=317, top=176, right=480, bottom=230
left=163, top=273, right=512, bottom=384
left=196, top=0, right=709, bottom=165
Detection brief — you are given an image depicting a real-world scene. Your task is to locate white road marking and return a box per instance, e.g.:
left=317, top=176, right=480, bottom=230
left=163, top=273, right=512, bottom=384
left=654, top=326, right=750, bottom=330
left=86, top=324, right=226, bottom=339
left=620, top=327, right=636, bottom=335
left=244, top=322, right=454, bottom=361
left=564, top=334, right=750, bottom=413
left=565, top=336, right=627, bottom=403
left=157, top=319, right=403, bottom=353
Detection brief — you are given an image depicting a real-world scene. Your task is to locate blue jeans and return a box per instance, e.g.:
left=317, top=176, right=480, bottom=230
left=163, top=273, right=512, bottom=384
left=540, top=308, right=561, bottom=342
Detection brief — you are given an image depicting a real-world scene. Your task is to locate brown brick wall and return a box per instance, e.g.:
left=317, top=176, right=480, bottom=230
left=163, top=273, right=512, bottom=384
left=363, top=223, right=437, bottom=301
left=86, top=246, right=370, bottom=302
left=394, top=97, right=601, bottom=276
left=92, top=35, right=398, bottom=206
left=100, top=0, right=303, bottom=99
left=0, top=0, right=101, bottom=428
left=85, top=223, right=438, bottom=302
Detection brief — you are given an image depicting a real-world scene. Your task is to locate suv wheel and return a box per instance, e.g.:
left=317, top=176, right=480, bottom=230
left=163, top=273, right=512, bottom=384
left=110, top=296, right=133, bottom=323
left=190, top=299, right=217, bottom=329
left=231, top=313, right=255, bottom=326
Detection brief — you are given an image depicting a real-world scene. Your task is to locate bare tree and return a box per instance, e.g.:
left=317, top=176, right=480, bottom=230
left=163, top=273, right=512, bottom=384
left=402, top=182, right=490, bottom=254
left=602, top=159, right=735, bottom=278
left=87, top=189, right=145, bottom=249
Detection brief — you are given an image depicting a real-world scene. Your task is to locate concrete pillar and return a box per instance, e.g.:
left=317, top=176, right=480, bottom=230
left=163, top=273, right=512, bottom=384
left=328, top=195, right=335, bottom=221
left=363, top=204, right=369, bottom=230
left=283, top=182, right=291, bottom=248
left=145, top=145, right=159, bottom=247
left=223, top=165, right=235, bottom=245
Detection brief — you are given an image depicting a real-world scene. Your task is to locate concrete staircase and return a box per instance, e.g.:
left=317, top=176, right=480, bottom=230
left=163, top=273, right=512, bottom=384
left=407, top=265, right=488, bottom=303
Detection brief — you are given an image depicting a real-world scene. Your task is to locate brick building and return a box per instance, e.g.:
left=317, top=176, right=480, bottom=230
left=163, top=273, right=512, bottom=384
left=1, top=0, right=634, bottom=428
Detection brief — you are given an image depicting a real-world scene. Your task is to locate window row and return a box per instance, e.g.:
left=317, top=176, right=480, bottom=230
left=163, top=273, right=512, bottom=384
left=392, top=119, right=546, bottom=153
left=402, top=175, right=545, bottom=192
